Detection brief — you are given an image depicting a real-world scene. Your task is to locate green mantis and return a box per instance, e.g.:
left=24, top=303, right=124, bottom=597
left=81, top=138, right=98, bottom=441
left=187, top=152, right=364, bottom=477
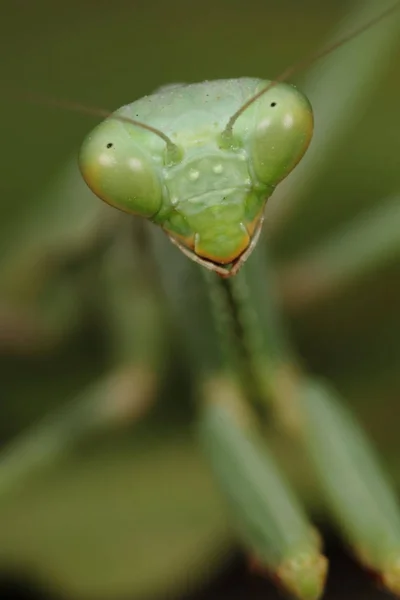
left=1, top=1, right=400, bottom=598
left=79, top=79, right=313, bottom=275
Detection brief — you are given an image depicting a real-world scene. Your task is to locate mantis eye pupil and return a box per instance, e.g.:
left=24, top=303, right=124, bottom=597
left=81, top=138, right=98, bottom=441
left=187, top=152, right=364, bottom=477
left=106, top=142, right=113, bottom=148
left=270, top=102, right=277, bottom=107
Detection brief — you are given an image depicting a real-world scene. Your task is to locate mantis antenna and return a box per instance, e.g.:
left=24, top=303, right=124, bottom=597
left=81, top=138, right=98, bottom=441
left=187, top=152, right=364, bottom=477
left=18, top=1, right=400, bottom=154
left=222, top=1, right=400, bottom=140
left=22, top=91, right=180, bottom=157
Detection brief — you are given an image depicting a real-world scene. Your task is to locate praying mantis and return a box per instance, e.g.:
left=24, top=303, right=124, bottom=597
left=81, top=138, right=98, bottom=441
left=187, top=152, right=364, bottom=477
left=1, top=1, right=400, bottom=598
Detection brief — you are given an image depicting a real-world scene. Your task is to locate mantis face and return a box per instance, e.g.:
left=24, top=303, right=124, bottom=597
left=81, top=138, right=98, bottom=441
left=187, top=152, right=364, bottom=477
left=79, top=79, right=313, bottom=276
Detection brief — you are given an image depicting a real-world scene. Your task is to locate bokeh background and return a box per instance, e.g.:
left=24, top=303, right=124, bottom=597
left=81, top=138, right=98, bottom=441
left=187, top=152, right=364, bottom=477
left=1, top=1, right=400, bottom=599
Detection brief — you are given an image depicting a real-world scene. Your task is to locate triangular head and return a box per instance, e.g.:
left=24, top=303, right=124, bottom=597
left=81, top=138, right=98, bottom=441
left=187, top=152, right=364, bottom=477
left=79, top=78, right=313, bottom=276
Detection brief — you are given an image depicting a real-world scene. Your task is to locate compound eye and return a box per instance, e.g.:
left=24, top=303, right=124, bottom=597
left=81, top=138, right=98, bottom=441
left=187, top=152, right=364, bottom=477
left=249, top=82, right=314, bottom=186
left=79, top=118, right=162, bottom=218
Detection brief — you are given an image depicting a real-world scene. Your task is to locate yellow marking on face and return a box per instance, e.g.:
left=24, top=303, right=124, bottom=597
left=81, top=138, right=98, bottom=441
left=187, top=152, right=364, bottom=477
left=245, top=208, right=265, bottom=238
left=194, top=227, right=251, bottom=265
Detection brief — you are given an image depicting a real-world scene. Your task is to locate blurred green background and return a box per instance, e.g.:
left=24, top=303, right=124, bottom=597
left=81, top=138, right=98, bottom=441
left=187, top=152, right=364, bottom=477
left=0, top=1, right=400, bottom=599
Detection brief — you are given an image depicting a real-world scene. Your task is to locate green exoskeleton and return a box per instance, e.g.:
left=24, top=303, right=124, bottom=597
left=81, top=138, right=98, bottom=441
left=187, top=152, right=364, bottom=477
left=1, top=2, right=400, bottom=599
left=74, top=4, right=400, bottom=598
left=79, top=79, right=313, bottom=276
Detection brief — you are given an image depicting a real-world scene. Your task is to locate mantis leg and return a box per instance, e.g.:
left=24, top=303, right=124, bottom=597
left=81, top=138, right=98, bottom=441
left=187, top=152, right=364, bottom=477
left=149, top=226, right=328, bottom=600
left=0, top=220, right=165, bottom=501
left=227, top=239, right=400, bottom=595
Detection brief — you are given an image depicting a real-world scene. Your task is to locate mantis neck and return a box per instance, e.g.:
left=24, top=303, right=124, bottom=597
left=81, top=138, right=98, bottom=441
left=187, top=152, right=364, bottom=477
left=201, top=243, right=297, bottom=410
left=202, top=268, right=264, bottom=407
